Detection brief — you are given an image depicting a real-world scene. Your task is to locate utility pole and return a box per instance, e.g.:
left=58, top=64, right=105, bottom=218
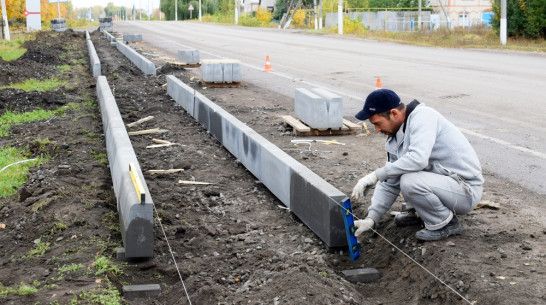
left=0, top=0, right=9, bottom=41
left=235, top=0, right=238, bottom=24
left=175, top=0, right=178, bottom=21
left=500, top=0, right=507, bottom=45
left=313, top=0, right=317, bottom=30
left=199, top=0, right=202, bottom=21
left=418, top=0, right=421, bottom=30
left=337, top=0, right=342, bottom=34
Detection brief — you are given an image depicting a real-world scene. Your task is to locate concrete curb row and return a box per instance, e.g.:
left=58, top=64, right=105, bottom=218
left=96, top=75, right=154, bottom=259
left=85, top=31, right=101, bottom=77
left=166, top=75, right=349, bottom=249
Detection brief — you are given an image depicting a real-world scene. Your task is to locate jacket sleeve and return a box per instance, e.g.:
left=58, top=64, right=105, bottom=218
left=375, top=109, right=438, bottom=182
left=367, top=177, right=401, bottom=223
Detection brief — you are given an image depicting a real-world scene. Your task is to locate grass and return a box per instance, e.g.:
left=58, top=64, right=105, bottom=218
left=76, top=286, right=123, bottom=305
left=319, top=25, right=546, bottom=52
left=0, top=109, right=56, bottom=137
left=0, top=146, right=43, bottom=197
left=93, top=256, right=123, bottom=276
left=58, top=263, right=85, bottom=273
left=0, top=78, right=63, bottom=92
left=22, top=241, right=50, bottom=258
left=0, top=36, right=29, bottom=61
left=0, top=280, right=57, bottom=298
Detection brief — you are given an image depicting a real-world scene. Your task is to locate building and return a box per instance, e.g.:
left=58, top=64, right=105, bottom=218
left=429, top=0, right=493, bottom=28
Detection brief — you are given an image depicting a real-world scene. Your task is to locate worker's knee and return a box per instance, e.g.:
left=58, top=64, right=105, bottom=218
left=399, top=172, right=425, bottom=198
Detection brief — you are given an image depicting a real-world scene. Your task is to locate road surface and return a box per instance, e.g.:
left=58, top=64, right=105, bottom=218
left=112, top=21, right=546, bottom=195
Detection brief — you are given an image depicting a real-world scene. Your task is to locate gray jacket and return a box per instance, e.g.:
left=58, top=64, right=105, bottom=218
left=367, top=103, right=484, bottom=223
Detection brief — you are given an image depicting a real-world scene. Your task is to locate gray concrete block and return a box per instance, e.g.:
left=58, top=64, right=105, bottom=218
left=167, top=75, right=195, bottom=114
left=123, top=284, right=161, bottom=299
left=115, top=41, right=156, bottom=75
left=295, top=88, right=344, bottom=129
left=96, top=76, right=154, bottom=258
left=103, top=31, right=116, bottom=42
left=294, top=88, right=329, bottom=129
left=99, top=18, right=113, bottom=31
left=166, top=75, right=349, bottom=248
left=116, top=248, right=126, bottom=261
left=123, top=34, right=143, bottom=42
left=177, top=50, right=200, bottom=64
left=201, top=59, right=241, bottom=83
left=86, top=39, right=101, bottom=77
left=341, top=268, right=381, bottom=283
left=311, top=88, right=344, bottom=128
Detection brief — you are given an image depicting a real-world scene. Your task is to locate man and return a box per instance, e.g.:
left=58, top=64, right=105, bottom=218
left=351, top=89, right=483, bottom=241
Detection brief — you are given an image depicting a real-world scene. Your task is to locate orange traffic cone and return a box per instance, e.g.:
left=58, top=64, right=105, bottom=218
left=375, top=78, right=382, bottom=89
left=263, top=55, right=274, bottom=72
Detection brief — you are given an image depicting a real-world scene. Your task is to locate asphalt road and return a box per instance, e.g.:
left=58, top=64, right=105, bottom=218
left=112, top=21, right=546, bottom=195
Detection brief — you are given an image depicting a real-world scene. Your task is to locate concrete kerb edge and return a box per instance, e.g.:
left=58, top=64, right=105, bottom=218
left=86, top=38, right=101, bottom=77
left=166, top=75, right=349, bottom=248
left=115, top=40, right=156, bottom=75
left=96, top=76, right=154, bottom=259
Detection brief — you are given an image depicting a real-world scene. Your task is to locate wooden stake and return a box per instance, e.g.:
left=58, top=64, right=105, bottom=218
left=148, top=169, right=184, bottom=174
left=128, top=128, right=169, bottom=136
left=152, top=138, right=172, bottom=144
left=126, top=116, right=154, bottom=128
left=178, top=180, right=213, bottom=185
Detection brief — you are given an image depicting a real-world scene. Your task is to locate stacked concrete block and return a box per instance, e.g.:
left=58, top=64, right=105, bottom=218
left=86, top=35, right=101, bottom=77
left=123, top=34, right=143, bottom=43
left=200, top=59, right=242, bottom=83
left=167, top=75, right=349, bottom=249
left=294, top=88, right=343, bottom=129
left=50, top=18, right=66, bottom=32
left=99, top=17, right=113, bottom=31
left=177, top=50, right=200, bottom=64
left=115, top=41, right=156, bottom=75
left=96, top=76, right=154, bottom=258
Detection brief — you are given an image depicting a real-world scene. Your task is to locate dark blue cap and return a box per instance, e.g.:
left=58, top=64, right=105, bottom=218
left=355, top=89, right=401, bottom=120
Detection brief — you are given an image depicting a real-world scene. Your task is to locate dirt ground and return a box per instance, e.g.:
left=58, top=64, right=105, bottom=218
left=0, top=30, right=544, bottom=305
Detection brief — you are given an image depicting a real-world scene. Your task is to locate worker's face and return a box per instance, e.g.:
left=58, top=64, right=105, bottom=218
left=369, top=111, right=402, bottom=137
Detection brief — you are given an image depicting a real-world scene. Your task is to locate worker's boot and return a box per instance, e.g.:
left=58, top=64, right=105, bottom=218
left=415, top=215, right=463, bottom=241
left=394, top=208, right=423, bottom=227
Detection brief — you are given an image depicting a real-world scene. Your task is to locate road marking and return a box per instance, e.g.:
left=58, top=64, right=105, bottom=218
left=460, top=128, right=546, bottom=160
left=155, top=37, right=546, bottom=162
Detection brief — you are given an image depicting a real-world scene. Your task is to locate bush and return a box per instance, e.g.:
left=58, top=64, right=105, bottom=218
left=256, top=6, right=273, bottom=25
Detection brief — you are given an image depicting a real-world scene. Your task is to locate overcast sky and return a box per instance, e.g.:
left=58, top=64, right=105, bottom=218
left=70, top=0, right=160, bottom=10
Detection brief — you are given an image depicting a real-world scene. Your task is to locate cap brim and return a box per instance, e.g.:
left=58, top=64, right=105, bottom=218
left=355, top=108, right=372, bottom=121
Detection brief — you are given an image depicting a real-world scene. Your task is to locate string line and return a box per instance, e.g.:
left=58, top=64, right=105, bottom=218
left=152, top=204, right=193, bottom=305
left=341, top=203, right=475, bottom=305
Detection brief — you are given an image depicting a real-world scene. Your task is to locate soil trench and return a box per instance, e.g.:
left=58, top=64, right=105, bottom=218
left=0, top=30, right=544, bottom=305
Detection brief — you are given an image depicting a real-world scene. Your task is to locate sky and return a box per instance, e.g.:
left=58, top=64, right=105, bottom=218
left=70, top=0, right=160, bottom=10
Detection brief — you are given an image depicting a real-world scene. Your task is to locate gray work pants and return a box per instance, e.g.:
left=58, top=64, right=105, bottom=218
left=399, top=172, right=483, bottom=230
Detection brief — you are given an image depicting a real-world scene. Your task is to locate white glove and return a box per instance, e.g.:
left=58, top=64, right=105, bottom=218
left=351, top=171, right=378, bottom=201
left=354, top=218, right=375, bottom=237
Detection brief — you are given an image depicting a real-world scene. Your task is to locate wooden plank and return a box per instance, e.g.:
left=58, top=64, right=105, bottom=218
left=343, top=119, right=363, bottom=130
left=200, top=80, right=243, bottom=88
left=281, top=115, right=311, bottom=132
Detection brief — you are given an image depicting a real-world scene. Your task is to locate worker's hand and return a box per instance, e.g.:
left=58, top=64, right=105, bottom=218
left=351, top=171, right=378, bottom=201
left=354, top=218, right=375, bottom=237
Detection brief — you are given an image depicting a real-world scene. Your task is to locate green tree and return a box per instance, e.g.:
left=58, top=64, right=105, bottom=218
left=491, top=0, right=545, bottom=39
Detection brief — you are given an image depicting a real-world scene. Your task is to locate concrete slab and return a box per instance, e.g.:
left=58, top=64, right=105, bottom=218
left=123, top=284, right=161, bottom=299
left=341, top=268, right=381, bottom=283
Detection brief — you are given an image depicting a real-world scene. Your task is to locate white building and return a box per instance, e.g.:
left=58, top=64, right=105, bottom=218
left=429, top=0, right=493, bottom=27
